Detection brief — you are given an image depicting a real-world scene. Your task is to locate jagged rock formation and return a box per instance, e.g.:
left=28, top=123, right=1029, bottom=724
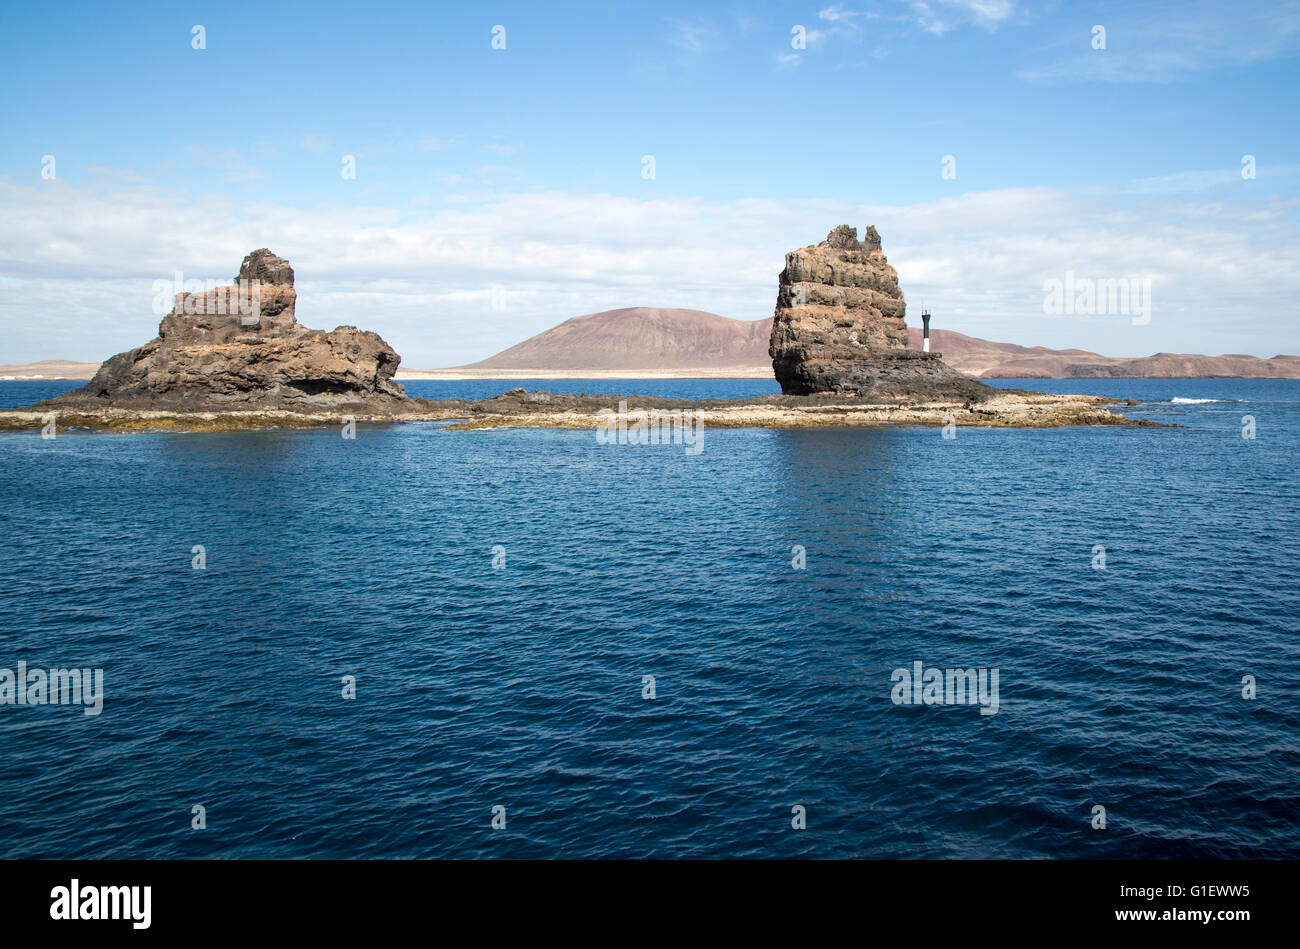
left=769, top=226, right=988, bottom=400
left=54, top=249, right=407, bottom=410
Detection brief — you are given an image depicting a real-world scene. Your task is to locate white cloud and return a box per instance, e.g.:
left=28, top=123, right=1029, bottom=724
left=819, top=4, right=871, bottom=29
left=668, top=16, right=715, bottom=55
left=906, top=1, right=1017, bottom=36
left=1019, top=1, right=1300, bottom=83
left=412, top=136, right=452, bottom=152
left=781, top=3, right=993, bottom=69
left=299, top=134, right=332, bottom=154
left=0, top=174, right=1296, bottom=367
left=814, top=1, right=1014, bottom=40
left=1123, top=164, right=1300, bottom=195
left=945, top=0, right=1016, bottom=28
left=180, top=147, right=264, bottom=183
left=250, top=141, right=286, bottom=160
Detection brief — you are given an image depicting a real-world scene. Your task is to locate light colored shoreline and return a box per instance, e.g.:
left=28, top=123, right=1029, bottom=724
left=394, top=367, right=776, bottom=380
left=0, top=361, right=101, bottom=381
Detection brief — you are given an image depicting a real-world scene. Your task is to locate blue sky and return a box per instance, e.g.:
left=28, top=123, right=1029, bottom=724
left=1, top=0, right=1298, bottom=366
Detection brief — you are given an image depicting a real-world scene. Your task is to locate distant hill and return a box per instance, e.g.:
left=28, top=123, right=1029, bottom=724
left=0, top=359, right=102, bottom=380
left=453, top=307, right=772, bottom=374
left=907, top=328, right=1300, bottom=379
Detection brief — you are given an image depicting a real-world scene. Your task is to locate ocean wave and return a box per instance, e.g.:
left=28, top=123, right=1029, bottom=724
left=1170, top=397, right=1223, bottom=404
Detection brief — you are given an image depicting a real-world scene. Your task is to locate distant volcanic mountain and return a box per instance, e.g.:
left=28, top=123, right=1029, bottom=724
left=455, top=307, right=772, bottom=373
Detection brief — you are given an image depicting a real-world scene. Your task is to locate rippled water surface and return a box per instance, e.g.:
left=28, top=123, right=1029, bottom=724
left=1, top=378, right=1297, bottom=858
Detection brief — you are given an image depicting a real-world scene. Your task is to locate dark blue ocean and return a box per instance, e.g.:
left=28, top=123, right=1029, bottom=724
left=1, top=377, right=1297, bottom=859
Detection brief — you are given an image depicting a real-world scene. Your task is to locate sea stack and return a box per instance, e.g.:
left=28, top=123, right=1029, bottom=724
left=52, top=249, right=408, bottom=411
left=768, top=226, right=988, bottom=400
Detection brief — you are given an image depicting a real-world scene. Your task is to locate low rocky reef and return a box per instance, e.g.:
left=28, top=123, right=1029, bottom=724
left=0, top=387, right=1154, bottom=433
left=428, top=388, right=1152, bottom=431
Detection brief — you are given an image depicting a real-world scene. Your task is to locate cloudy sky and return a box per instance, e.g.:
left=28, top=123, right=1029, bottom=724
left=1, top=0, right=1298, bottom=367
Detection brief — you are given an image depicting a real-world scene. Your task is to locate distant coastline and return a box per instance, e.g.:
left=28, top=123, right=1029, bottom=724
left=0, top=359, right=102, bottom=381
left=395, top=366, right=776, bottom=380
left=14, top=309, right=1296, bottom=382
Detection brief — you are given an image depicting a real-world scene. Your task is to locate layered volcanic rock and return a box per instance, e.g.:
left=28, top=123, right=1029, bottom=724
left=769, top=226, right=988, bottom=400
left=53, top=249, right=408, bottom=410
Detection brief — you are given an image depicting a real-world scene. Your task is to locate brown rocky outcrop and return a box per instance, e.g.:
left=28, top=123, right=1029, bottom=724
left=52, top=249, right=408, bottom=410
left=769, top=226, right=988, bottom=400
